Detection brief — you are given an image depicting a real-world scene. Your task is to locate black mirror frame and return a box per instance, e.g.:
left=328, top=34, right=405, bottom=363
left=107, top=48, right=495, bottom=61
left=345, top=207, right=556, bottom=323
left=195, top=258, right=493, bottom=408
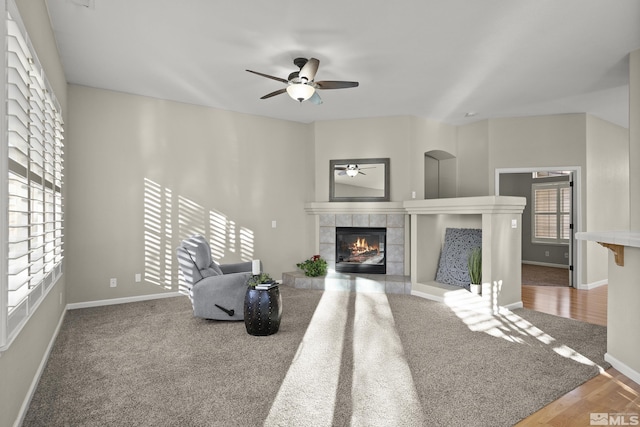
left=329, top=158, right=390, bottom=202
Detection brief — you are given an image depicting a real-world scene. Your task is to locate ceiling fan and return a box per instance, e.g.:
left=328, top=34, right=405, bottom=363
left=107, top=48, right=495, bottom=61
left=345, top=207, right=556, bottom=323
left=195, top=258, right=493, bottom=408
left=335, top=164, right=374, bottom=177
left=246, top=57, right=359, bottom=104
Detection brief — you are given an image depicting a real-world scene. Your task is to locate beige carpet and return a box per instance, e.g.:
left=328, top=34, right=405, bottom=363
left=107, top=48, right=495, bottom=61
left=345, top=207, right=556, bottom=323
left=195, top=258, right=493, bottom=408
left=23, top=286, right=608, bottom=426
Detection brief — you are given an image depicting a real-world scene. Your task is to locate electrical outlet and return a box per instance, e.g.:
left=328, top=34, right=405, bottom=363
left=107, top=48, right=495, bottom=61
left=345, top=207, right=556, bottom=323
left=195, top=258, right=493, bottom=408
left=110, top=278, right=117, bottom=287
left=511, top=219, right=518, bottom=229
left=565, top=252, right=569, bottom=258
left=545, top=251, right=550, bottom=257
left=272, top=220, right=277, bottom=228
left=135, top=273, right=141, bottom=283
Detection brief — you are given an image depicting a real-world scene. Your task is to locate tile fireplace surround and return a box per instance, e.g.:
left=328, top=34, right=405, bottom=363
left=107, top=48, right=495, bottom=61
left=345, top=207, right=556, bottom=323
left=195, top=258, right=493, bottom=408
left=305, top=202, right=408, bottom=275
left=298, top=202, right=410, bottom=294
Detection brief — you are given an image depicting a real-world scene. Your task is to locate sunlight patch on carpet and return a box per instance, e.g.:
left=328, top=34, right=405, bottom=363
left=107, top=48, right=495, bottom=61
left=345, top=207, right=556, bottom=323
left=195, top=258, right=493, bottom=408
left=264, top=291, right=349, bottom=426
left=351, top=292, right=425, bottom=425
left=444, top=290, right=603, bottom=370
left=265, top=290, right=425, bottom=426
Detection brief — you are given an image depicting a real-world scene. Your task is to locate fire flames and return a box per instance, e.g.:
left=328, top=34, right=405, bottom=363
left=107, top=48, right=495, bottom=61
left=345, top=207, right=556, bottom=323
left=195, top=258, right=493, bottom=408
left=350, top=237, right=378, bottom=255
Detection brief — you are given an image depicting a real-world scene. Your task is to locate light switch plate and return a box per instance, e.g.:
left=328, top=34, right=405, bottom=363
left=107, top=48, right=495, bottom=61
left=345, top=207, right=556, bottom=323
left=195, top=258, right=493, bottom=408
left=511, top=219, right=518, bottom=229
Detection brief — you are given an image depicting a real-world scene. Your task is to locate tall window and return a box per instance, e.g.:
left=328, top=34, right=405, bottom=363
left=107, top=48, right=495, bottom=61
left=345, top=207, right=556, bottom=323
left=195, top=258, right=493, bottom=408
left=532, top=182, right=570, bottom=244
left=1, top=1, right=64, bottom=349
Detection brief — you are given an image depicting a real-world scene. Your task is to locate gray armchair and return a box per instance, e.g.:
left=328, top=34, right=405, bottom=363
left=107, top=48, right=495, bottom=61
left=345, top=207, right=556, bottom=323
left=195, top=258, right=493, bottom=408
left=176, top=234, right=254, bottom=320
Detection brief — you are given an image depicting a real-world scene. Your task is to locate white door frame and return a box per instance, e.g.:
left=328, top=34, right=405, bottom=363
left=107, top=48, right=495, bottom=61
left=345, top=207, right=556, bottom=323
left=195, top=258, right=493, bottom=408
left=495, top=166, right=582, bottom=288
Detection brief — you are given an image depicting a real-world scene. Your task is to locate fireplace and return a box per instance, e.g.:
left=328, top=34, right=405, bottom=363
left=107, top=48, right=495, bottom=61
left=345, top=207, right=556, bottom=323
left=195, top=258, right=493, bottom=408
left=335, top=227, right=386, bottom=274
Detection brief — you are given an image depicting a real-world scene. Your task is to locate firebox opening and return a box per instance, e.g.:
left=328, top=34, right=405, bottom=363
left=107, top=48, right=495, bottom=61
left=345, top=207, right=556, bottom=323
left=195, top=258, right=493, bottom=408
left=335, top=227, right=386, bottom=274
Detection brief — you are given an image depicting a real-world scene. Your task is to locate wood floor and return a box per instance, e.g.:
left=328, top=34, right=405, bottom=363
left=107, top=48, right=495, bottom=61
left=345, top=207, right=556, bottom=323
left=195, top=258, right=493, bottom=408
left=516, top=284, right=640, bottom=426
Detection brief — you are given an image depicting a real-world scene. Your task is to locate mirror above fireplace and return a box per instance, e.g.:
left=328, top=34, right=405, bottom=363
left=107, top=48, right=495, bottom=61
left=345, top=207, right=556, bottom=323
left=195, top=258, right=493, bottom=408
left=329, top=158, right=390, bottom=202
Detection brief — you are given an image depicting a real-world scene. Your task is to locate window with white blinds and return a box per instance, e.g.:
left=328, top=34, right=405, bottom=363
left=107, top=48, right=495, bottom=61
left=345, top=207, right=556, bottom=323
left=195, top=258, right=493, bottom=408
left=532, top=182, right=570, bottom=244
left=2, top=2, right=64, bottom=349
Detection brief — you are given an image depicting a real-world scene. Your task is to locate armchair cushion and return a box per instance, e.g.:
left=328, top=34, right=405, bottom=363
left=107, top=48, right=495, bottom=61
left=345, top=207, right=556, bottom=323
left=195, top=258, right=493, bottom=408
left=200, top=264, right=223, bottom=278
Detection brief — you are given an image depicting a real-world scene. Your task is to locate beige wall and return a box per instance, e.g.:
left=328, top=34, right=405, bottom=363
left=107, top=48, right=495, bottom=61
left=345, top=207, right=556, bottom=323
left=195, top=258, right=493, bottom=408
left=457, top=120, right=490, bottom=196
left=487, top=114, right=588, bottom=189
left=0, top=1, right=68, bottom=426
left=66, top=86, right=315, bottom=303
left=585, top=115, right=630, bottom=284
left=630, top=49, right=640, bottom=230
left=313, top=116, right=414, bottom=202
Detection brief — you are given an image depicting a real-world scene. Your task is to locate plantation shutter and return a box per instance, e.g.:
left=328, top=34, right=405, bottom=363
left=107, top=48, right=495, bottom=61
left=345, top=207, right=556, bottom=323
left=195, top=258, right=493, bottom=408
left=4, top=4, right=64, bottom=342
left=532, top=182, right=569, bottom=244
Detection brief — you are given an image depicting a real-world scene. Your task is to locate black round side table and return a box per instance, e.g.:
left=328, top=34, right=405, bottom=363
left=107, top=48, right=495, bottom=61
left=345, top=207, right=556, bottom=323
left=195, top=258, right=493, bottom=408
left=244, top=286, right=282, bottom=336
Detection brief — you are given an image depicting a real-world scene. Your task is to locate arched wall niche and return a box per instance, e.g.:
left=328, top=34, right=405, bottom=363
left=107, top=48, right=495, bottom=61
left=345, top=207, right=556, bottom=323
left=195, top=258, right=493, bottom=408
left=424, top=150, right=457, bottom=199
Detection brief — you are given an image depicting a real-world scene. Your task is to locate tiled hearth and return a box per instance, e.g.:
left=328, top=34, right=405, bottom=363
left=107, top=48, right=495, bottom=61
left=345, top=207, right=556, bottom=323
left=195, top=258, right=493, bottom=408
left=282, top=271, right=411, bottom=294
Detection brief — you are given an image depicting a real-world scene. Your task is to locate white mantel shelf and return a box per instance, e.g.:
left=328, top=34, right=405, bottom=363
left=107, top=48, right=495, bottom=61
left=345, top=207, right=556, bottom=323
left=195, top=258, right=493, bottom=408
left=305, top=196, right=526, bottom=215
left=404, top=196, right=526, bottom=215
left=304, top=201, right=406, bottom=215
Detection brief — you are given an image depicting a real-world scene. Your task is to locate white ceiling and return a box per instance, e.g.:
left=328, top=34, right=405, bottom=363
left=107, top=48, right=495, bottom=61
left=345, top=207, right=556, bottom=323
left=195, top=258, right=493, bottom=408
left=45, top=0, right=640, bottom=127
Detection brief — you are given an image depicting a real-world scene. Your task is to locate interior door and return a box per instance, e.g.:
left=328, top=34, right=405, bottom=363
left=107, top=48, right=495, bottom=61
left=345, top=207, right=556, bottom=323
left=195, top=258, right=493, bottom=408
left=568, top=172, right=575, bottom=287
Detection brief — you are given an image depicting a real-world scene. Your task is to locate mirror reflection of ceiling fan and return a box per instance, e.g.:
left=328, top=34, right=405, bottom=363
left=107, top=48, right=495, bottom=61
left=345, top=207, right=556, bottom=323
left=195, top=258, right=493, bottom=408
left=335, top=164, right=375, bottom=177
left=246, top=57, right=359, bottom=104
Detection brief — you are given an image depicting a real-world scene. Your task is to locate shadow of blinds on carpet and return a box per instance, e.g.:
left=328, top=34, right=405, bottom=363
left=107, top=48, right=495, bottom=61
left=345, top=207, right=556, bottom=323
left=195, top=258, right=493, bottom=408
left=444, top=290, right=604, bottom=368
left=264, top=289, right=424, bottom=426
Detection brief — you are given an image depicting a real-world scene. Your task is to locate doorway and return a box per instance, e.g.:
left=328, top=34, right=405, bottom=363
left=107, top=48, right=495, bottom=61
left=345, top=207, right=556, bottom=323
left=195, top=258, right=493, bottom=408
left=496, top=167, right=581, bottom=288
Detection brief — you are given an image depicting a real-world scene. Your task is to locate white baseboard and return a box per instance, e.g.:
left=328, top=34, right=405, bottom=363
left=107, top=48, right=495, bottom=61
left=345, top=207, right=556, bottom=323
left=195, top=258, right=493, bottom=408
left=14, top=308, right=67, bottom=427
left=577, top=279, right=608, bottom=290
left=522, top=260, right=569, bottom=269
left=504, top=301, right=524, bottom=310
left=411, top=289, right=524, bottom=311
left=604, top=353, right=640, bottom=386
left=411, top=290, right=444, bottom=303
left=67, top=291, right=182, bottom=310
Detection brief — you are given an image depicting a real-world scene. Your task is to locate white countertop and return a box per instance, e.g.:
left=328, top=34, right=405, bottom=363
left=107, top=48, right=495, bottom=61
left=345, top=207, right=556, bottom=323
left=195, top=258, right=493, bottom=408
left=576, top=230, right=640, bottom=248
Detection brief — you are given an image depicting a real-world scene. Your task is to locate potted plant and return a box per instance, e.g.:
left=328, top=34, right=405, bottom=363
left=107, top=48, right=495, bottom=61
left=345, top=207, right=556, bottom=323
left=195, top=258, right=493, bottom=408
left=247, top=272, right=274, bottom=288
left=296, top=255, right=328, bottom=277
left=468, top=247, right=482, bottom=295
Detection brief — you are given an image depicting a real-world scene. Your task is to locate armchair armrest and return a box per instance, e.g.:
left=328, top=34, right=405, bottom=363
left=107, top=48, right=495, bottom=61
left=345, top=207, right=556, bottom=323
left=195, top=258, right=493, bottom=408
left=220, top=261, right=252, bottom=275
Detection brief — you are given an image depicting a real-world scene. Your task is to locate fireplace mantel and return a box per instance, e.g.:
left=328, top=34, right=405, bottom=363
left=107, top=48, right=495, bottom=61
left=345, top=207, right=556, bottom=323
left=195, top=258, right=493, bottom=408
left=304, top=202, right=405, bottom=215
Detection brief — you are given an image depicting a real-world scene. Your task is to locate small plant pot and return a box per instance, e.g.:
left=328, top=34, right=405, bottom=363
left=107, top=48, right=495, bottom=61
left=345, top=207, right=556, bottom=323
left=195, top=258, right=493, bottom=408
left=469, top=283, right=482, bottom=295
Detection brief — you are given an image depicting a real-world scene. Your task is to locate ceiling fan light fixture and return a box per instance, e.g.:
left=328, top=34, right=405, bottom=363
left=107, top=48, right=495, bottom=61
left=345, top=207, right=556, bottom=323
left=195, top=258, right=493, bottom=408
left=286, top=83, right=315, bottom=102
left=346, top=164, right=359, bottom=177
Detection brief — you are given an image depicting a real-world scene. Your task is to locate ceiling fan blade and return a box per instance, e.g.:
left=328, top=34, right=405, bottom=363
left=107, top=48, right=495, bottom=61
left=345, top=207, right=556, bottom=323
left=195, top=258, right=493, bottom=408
left=260, top=88, right=287, bottom=99
left=316, top=81, right=359, bottom=89
left=299, top=58, right=319, bottom=82
left=308, top=91, right=323, bottom=105
left=246, top=69, right=288, bottom=84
